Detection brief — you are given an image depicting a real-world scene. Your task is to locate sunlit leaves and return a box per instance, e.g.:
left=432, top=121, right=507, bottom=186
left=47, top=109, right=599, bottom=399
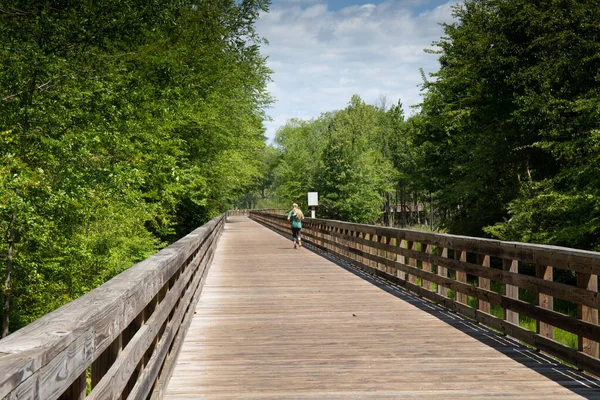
left=0, top=0, right=272, bottom=332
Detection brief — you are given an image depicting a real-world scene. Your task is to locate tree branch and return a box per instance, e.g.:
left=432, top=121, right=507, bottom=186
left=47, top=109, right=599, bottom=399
left=2, top=69, right=95, bottom=101
left=0, top=7, right=32, bottom=16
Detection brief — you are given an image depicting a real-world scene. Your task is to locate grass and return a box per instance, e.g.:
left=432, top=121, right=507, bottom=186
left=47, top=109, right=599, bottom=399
left=377, top=244, right=581, bottom=352
left=442, top=284, right=579, bottom=350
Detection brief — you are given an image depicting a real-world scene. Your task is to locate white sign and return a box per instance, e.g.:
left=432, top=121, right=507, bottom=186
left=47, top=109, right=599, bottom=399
left=308, top=192, right=319, bottom=207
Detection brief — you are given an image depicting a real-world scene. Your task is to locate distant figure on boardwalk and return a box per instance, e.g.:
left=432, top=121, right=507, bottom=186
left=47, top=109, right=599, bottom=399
left=287, top=203, right=305, bottom=249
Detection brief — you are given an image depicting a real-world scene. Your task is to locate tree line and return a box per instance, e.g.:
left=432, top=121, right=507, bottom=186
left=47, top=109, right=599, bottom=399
left=2, top=0, right=599, bottom=335
left=0, top=0, right=271, bottom=335
left=254, top=0, right=600, bottom=254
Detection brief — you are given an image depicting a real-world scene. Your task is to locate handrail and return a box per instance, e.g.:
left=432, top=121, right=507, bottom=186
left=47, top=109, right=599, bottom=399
left=227, top=208, right=278, bottom=216
left=250, top=211, right=600, bottom=376
left=0, top=213, right=226, bottom=400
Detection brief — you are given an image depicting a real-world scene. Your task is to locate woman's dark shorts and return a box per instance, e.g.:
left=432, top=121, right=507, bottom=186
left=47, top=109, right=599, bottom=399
left=291, top=227, right=301, bottom=241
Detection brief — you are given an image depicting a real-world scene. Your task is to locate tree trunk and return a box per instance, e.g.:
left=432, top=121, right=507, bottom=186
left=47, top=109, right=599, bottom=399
left=393, top=189, right=397, bottom=227
left=415, top=192, right=420, bottom=226
left=3, top=215, right=16, bottom=338
left=429, top=191, right=434, bottom=230
left=385, top=192, right=393, bottom=226
left=400, top=185, right=406, bottom=228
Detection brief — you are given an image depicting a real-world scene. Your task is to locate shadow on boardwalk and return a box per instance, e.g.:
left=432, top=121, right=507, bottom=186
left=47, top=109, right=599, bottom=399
left=260, top=222, right=600, bottom=400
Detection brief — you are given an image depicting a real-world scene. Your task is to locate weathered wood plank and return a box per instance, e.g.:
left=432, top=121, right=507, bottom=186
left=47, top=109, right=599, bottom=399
left=578, top=272, right=599, bottom=358
left=422, top=244, right=432, bottom=291
left=455, top=250, right=468, bottom=305
left=536, top=264, right=554, bottom=340
left=503, top=259, right=519, bottom=326
left=438, top=247, right=449, bottom=297
left=477, top=254, right=491, bottom=314
left=88, top=228, right=220, bottom=400
left=126, top=246, right=216, bottom=400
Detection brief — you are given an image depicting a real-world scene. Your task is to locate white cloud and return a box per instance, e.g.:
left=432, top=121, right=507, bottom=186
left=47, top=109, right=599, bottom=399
left=257, top=0, right=461, bottom=141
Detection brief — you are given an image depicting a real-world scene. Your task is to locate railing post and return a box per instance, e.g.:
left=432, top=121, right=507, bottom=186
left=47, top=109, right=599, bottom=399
left=536, top=264, right=554, bottom=339
left=477, top=254, right=490, bottom=313
left=503, top=259, right=519, bottom=325
left=345, top=228, right=351, bottom=260
left=386, top=237, right=395, bottom=276
left=359, top=232, right=366, bottom=265
left=437, top=247, right=448, bottom=297
left=408, top=241, right=416, bottom=284
left=455, top=250, right=467, bottom=304
left=348, top=229, right=355, bottom=263
left=422, top=244, right=432, bottom=291
left=378, top=235, right=386, bottom=272
left=577, top=272, right=599, bottom=358
left=364, top=233, right=371, bottom=267
left=398, top=239, right=406, bottom=281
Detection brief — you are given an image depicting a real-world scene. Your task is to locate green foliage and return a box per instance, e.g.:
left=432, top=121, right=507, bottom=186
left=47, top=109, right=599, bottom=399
left=0, top=0, right=272, bottom=333
left=415, top=0, right=600, bottom=245
left=272, top=116, right=330, bottom=209
left=485, top=181, right=600, bottom=250
left=271, top=95, right=396, bottom=224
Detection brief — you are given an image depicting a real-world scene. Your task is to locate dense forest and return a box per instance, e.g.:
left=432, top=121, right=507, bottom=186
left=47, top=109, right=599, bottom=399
left=2, top=0, right=600, bottom=334
left=0, top=0, right=271, bottom=334
left=257, top=0, right=600, bottom=252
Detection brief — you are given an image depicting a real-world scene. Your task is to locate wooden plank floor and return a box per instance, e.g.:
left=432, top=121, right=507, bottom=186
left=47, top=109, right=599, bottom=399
left=164, top=216, right=600, bottom=399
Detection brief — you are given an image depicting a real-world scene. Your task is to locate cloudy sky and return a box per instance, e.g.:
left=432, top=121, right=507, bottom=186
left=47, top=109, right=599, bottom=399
left=256, top=0, right=461, bottom=140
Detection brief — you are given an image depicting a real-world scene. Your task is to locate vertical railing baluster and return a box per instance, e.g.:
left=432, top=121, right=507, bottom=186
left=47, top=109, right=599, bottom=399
left=398, top=239, right=406, bottom=281
left=536, top=264, right=554, bottom=340
left=577, top=272, right=599, bottom=358
left=377, top=235, right=385, bottom=271
left=422, top=244, right=432, bottom=291
left=477, top=255, right=491, bottom=313
left=365, top=232, right=372, bottom=268
left=361, top=232, right=368, bottom=266
left=503, top=259, right=519, bottom=325
left=408, top=241, right=416, bottom=284
left=455, top=250, right=467, bottom=304
left=437, top=247, right=448, bottom=297
left=386, top=236, right=394, bottom=275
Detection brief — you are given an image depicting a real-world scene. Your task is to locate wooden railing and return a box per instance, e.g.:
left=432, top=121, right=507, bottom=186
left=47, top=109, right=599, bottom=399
left=227, top=208, right=278, bottom=216
left=250, top=211, right=600, bottom=376
left=0, top=213, right=226, bottom=400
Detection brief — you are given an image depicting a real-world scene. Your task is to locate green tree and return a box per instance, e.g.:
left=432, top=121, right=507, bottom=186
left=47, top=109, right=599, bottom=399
left=481, top=0, right=600, bottom=250
left=272, top=116, right=330, bottom=208
left=415, top=0, right=600, bottom=248
left=316, top=95, right=394, bottom=223
left=0, top=0, right=272, bottom=334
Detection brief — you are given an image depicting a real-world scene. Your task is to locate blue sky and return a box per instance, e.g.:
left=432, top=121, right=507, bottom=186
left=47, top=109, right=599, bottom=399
left=257, top=0, right=462, bottom=140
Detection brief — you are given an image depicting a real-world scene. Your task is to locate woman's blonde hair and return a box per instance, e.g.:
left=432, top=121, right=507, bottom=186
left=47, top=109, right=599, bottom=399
left=292, top=203, right=304, bottom=219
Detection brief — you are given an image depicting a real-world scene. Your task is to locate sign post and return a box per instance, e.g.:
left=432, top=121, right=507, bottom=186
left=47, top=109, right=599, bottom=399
left=308, top=191, right=318, bottom=218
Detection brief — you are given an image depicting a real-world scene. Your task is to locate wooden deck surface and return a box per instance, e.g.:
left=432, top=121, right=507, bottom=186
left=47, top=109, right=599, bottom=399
left=164, top=216, right=600, bottom=399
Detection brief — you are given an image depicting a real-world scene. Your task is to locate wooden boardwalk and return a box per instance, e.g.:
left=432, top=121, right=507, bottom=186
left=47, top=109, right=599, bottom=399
left=164, top=216, right=600, bottom=399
